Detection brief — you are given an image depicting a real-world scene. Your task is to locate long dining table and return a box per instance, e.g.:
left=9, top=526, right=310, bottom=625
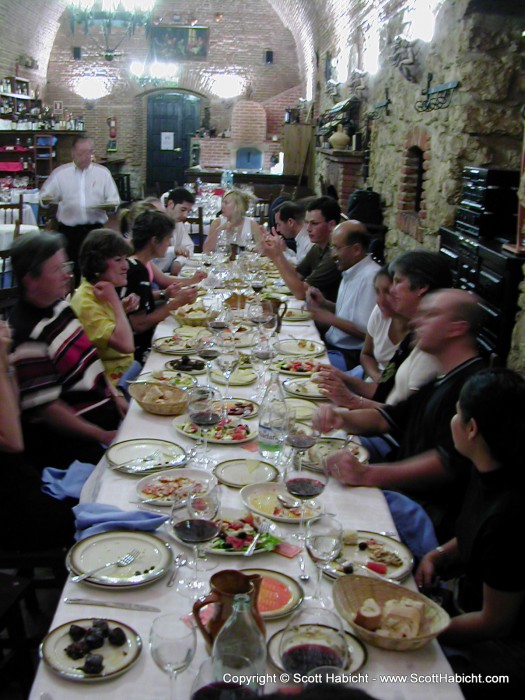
left=28, top=271, right=464, bottom=700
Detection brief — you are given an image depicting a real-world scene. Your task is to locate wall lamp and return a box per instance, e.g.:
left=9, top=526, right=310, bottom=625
left=415, top=73, right=459, bottom=112
left=368, top=88, right=391, bottom=120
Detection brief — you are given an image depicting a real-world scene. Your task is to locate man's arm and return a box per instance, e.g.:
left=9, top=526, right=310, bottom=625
left=314, top=404, right=390, bottom=436
left=309, top=308, right=367, bottom=339
left=262, top=242, right=308, bottom=299
left=38, top=399, right=116, bottom=445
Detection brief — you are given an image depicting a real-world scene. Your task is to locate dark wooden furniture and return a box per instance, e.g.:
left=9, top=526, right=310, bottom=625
left=0, top=572, right=34, bottom=696
left=186, top=206, right=205, bottom=252
left=439, top=226, right=523, bottom=363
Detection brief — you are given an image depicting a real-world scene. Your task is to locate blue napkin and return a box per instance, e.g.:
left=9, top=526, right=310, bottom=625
left=73, top=503, right=168, bottom=541
left=41, top=460, right=95, bottom=501
left=383, top=490, right=439, bottom=561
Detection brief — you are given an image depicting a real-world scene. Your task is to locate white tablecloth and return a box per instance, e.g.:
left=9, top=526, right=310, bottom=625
left=28, top=293, right=463, bottom=700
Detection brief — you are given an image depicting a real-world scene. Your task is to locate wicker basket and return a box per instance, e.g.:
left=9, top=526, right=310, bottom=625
left=128, top=382, right=188, bottom=416
left=171, top=303, right=212, bottom=327
left=333, top=575, right=450, bottom=651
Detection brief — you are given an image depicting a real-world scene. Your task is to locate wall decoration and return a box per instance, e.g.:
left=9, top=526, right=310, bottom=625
left=150, top=26, right=209, bottom=61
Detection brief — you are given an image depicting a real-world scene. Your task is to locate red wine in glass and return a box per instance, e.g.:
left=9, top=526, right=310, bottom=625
left=281, top=643, right=344, bottom=674
left=173, top=519, right=220, bottom=545
left=190, top=410, right=221, bottom=427
left=286, top=432, right=317, bottom=451
left=286, top=476, right=325, bottom=499
left=192, top=683, right=258, bottom=700
left=199, top=348, right=220, bottom=361
left=251, top=282, right=264, bottom=294
left=209, top=320, right=230, bottom=333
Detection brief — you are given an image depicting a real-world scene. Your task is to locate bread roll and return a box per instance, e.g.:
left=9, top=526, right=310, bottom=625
left=342, top=529, right=359, bottom=545
left=354, top=597, right=382, bottom=631
left=379, top=598, right=422, bottom=639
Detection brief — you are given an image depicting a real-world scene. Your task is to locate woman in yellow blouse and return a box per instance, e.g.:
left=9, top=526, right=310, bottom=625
left=71, top=228, right=139, bottom=386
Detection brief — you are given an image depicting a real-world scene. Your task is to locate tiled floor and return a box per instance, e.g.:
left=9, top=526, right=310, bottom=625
left=0, top=577, right=61, bottom=700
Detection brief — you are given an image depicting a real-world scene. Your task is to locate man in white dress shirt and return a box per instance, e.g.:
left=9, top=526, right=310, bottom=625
left=274, top=201, right=313, bottom=265
left=161, top=187, right=196, bottom=275
left=40, top=136, right=120, bottom=281
left=307, top=220, right=380, bottom=369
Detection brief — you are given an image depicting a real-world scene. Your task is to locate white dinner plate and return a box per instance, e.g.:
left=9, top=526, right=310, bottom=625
left=173, top=415, right=258, bottom=444
left=106, top=439, right=188, bottom=475
left=282, top=377, right=327, bottom=399
left=284, top=397, right=318, bottom=421
left=272, top=338, right=325, bottom=357
left=213, top=459, right=279, bottom=488
left=241, top=568, right=304, bottom=620
left=66, top=531, right=172, bottom=588
left=271, top=358, right=318, bottom=376
left=164, top=358, right=207, bottom=375
left=323, top=530, right=413, bottom=582
left=40, top=618, right=142, bottom=682
left=135, top=468, right=217, bottom=506
left=301, top=437, right=369, bottom=472
left=267, top=626, right=367, bottom=674
left=240, top=482, right=323, bottom=524
left=210, top=367, right=257, bottom=385
left=211, top=398, right=259, bottom=419
left=281, top=309, right=312, bottom=322
left=152, top=335, right=204, bottom=355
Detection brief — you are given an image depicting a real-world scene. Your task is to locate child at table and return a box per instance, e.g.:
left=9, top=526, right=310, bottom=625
left=416, top=368, right=525, bottom=697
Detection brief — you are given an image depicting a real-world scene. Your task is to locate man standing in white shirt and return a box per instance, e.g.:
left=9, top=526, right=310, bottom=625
left=161, top=187, right=196, bottom=275
left=307, top=220, right=380, bottom=369
left=274, top=201, right=313, bottom=265
left=40, top=136, right=120, bottom=281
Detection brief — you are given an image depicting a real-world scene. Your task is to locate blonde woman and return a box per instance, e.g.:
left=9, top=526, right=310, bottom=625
left=203, top=189, right=260, bottom=252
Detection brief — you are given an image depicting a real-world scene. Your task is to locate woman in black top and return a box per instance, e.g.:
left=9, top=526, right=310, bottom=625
left=416, top=368, right=525, bottom=697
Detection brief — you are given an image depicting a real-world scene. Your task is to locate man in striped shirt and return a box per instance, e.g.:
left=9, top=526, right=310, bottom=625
left=9, top=232, right=124, bottom=469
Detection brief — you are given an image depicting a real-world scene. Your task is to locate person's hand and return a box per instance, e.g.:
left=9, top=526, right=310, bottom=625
left=96, top=428, right=118, bottom=447
left=313, top=367, right=362, bottom=408
left=168, top=286, right=198, bottom=310
left=415, top=551, right=441, bottom=590
left=312, top=404, right=344, bottom=433
left=307, top=307, right=333, bottom=326
left=122, top=293, right=140, bottom=313
left=305, top=286, right=326, bottom=309
left=113, top=393, right=129, bottom=420
left=165, top=280, right=185, bottom=298
left=259, top=234, right=280, bottom=260
left=175, top=246, right=190, bottom=257
left=325, top=449, right=368, bottom=486
left=93, top=280, right=120, bottom=305
left=0, top=320, right=12, bottom=370
left=191, top=270, right=207, bottom=284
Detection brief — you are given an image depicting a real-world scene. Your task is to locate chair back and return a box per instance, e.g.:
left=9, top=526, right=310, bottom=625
left=0, top=194, right=24, bottom=226
left=0, top=248, right=18, bottom=319
left=186, top=206, right=205, bottom=252
left=252, top=199, right=270, bottom=226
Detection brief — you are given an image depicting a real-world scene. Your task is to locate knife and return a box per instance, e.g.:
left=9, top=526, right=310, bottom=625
left=64, top=597, right=161, bottom=612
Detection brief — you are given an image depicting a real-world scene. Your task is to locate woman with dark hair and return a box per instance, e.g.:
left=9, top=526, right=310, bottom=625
left=122, top=210, right=198, bottom=363
left=71, top=228, right=138, bottom=386
left=416, top=368, right=525, bottom=696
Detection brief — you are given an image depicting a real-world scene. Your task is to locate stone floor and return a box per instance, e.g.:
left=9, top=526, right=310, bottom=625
left=0, top=574, right=61, bottom=700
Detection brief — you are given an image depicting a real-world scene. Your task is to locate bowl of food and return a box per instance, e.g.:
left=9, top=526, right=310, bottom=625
left=333, top=575, right=449, bottom=651
left=171, top=303, right=212, bottom=327
left=128, top=382, right=188, bottom=416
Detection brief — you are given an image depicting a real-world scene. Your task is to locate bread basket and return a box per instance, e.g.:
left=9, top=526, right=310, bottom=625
left=333, top=575, right=449, bottom=651
left=171, top=303, right=211, bottom=327
left=128, top=381, right=188, bottom=416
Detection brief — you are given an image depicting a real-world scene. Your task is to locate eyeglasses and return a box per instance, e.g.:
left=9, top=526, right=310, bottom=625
left=61, top=261, right=75, bottom=274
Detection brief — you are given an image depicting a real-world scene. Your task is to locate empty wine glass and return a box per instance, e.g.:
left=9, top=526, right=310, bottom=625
left=279, top=607, right=348, bottom=675
left=305, top=514, right=343, bottom=608
left=187, top=385, right=221, bottom=470
left=172, top=487, right=221, bottom=598
left=215, top=333, right=240, bottom=409
left=150, top=613, right=196, bottom=700
left=197, top=335, right=220, bottom=388
left=250, top=339, right=276, bottom=400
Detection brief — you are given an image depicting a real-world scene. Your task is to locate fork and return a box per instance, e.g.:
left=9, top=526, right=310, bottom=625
left=244, top=520, right=270, bottom=556
left=71, top=549, right=140, bottom=583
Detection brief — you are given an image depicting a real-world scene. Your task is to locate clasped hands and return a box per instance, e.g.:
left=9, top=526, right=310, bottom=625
left=313, top=404, right=368, bottom=486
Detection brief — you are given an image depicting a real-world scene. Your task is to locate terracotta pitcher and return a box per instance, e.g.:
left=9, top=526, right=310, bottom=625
left=266, top=297, right=288, bottom=333
left=193, top=569, right=264, bottom=653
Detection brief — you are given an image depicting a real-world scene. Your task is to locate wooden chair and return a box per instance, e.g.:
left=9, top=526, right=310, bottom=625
left=0, top=194, right=24, bottom=227
left=186, top=206, right=205, bottom=252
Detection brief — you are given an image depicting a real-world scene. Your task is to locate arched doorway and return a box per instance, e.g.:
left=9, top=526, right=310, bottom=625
left=146, top=91, right=201, bottom=194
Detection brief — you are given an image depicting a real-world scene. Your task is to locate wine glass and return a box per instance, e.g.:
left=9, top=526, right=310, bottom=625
left=250, top=339, right=276, bottom=400
left=187, top=484, right=221, bottom=574
left=150, top=613, right=196, bottom=700
left=187, top=386, right=221, bottom=470
left=207, top=299, right=232, bottom=335
left=197, top=335, right=220, bottom=388
left=246, top=299, right=274, bottom=341
left=305, top=514, right=343, bottom=608
left=278, top=607, right=348, bottom=675
left=249, top=270, right=267, bottom=298
left=172, top=488, right=221, bottom=598
left=215, top=334, right=240, bottom=409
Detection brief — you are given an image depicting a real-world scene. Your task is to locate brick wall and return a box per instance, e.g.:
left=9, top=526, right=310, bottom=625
left=263, top=84, right=305, bottom=137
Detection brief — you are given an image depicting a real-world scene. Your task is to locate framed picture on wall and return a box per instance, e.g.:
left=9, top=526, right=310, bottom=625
left=53, top=100, right=63, bottom=115
left=150, top=26, right=209, bottom=61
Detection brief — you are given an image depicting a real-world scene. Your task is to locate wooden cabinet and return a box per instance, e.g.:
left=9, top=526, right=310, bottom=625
left=0, top=77, right=32, bottom=119
left=439, top=227, right=523, bottom=362
left=282, top=124, right=314, bottom=179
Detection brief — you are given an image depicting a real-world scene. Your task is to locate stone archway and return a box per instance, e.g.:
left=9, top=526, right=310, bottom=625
left=396, top=127, right=431, bottom=243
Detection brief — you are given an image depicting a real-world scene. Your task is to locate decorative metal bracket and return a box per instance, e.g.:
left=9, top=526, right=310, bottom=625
left=368, top=89, right=391, bottom=120
left=415, top=73, right=459, bottom=112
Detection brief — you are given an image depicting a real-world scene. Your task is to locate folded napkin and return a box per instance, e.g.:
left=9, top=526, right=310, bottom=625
left=73, top=503, right=168, bottom=541
left=41, top=460, right=95, bottom=501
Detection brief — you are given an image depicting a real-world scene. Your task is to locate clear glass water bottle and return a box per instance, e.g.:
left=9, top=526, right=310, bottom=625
left=258, top=371, right=288, bottom=462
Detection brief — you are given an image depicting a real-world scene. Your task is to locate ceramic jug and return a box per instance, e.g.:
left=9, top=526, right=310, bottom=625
left=266, top=296, right=288, bottom=332
left=193, top=569, right=264, bottom=653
